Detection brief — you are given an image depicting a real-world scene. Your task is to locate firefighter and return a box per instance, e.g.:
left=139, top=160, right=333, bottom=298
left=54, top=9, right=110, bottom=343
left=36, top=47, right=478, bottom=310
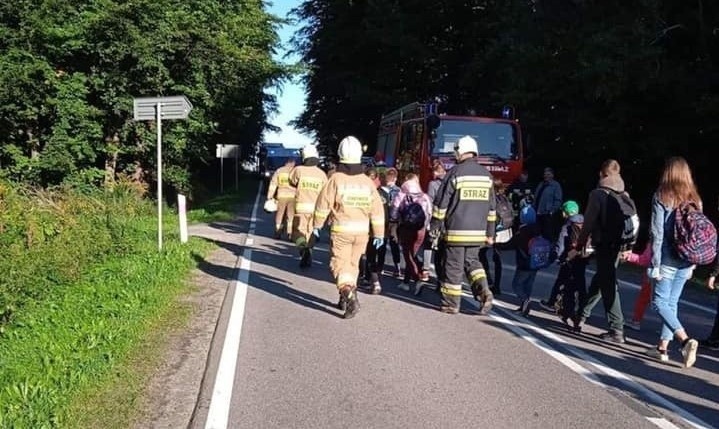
left=312, top=136, right=385, bottom=319
left=266, top=158, right=297, bottom=239
left=429, top=135, right=497, bottom=315
left=289, top=144, right=328, bottom=268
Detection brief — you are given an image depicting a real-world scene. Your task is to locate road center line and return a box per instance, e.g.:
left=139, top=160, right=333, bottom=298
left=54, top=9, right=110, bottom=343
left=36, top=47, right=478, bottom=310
left=204, top=181, right=262, bottom=429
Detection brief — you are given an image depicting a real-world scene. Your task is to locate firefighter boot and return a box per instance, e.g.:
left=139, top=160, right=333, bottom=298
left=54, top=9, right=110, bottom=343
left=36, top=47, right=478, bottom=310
left=340, top=285, right=360, bottom=319
left=473, top=281, right=494, bottom=315
left=337, top=294, right=347, bottom=311
left=439, top=288, right=461, bottom=314
left=299, top=247, right=312, bottom=269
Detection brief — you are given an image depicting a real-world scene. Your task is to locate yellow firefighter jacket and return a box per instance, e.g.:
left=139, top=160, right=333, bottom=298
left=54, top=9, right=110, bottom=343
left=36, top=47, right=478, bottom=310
left=289, top=165, right=328, bottom=214
left=267, top=165, right=296, bottom=200
left=313, top=172, right=385, bottom=237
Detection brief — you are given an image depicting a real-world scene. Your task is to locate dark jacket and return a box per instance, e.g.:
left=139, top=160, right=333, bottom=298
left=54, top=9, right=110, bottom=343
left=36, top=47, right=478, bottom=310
left=556, top=214, right=584, bottom=261
left=430, top=157, right=496, bottom=247
left=496, top=222, right=542, bottom=270
left=576, top=174, right=626, bottom=250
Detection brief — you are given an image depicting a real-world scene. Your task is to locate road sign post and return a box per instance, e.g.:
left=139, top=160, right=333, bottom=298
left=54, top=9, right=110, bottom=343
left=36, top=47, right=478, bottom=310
left=133, top=95, right=193, bottom=251
left=215, top=144, right=240, bottom=194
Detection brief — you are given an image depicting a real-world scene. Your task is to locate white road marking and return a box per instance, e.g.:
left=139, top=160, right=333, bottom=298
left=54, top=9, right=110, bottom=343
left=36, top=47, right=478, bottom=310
left=204, top=182, right=262, bottom=429
left=647, top=417, right=683, bottom=429
left=461, top=294, right=715, bottom=429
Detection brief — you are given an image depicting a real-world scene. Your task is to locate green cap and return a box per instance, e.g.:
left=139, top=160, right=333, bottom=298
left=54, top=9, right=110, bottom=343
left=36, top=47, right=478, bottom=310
left=562, top=200, right=579, bottom=216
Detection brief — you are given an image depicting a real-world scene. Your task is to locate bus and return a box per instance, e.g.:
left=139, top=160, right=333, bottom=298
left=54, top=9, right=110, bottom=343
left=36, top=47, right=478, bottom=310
left=375, top=102, right=524, bottom=191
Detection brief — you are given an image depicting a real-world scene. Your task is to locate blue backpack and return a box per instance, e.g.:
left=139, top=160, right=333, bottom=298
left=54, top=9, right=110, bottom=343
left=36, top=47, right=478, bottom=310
left=527, top=236, right=553, bottom=270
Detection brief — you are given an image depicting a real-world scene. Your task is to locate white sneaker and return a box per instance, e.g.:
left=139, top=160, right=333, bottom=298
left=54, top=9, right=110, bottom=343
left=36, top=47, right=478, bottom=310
left=624, top=320, right=641, bottom=331
left=646, top=347, right=669, bottom=363
left=397, top=282, right=411, bottom=292
left=681, top=339, right=699, bottom=368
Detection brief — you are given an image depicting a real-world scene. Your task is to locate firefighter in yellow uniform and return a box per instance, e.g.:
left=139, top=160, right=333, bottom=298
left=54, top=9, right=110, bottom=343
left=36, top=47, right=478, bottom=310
left=312, top=136, right=385, bottom=319
left=289, top=144, right=328, bottom=268
left=429, top=135, right=497, bottom=315
left=267, top=158, right=297, bottom=239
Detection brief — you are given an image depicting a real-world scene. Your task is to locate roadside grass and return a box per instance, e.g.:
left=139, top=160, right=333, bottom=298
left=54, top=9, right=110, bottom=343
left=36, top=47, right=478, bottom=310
left=64, top=269, right=200, bottom=429
left=186, top=191, right=244, bottom=224
left=0, top=224, right=214, bottom=428
left=0, top=180, right=217, bottom=428
left=186, top=174, right=259, bottom=224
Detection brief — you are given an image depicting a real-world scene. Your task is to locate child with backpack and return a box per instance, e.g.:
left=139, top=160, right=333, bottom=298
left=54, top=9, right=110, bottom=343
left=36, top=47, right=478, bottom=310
left=545, top=201, right=591, bottom=323
left=496, top=205, right=551, bottom=316
left=390, top=173, right=432, bottom=295
left=620, top=242, right=653, bottom=331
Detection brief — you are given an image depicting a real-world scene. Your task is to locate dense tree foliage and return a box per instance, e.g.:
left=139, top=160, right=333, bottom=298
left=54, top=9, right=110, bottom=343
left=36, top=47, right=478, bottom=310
left=292, top=0, right=719, bottom=218
left=0, top=0, right=289, bottom=195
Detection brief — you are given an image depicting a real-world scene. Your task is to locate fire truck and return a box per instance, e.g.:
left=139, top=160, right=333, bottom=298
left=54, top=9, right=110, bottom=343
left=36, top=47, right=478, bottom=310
left=375, top=101, right=525, bottom=191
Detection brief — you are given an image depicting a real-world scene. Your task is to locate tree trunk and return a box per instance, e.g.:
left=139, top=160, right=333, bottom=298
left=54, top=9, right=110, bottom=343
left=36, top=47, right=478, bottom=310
left=27, top=127, right=40, bottom=160
left=104, top=132, right=120, bottom=186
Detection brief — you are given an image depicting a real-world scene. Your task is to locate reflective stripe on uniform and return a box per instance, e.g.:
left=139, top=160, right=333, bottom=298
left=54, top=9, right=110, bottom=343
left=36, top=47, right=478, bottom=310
left=487, top=209, right=497, bottom=222
left=453, top=176, right=492, bottom=189
left=440, top=283, right=463, bottom=296
left=337, top=273, right=356, bottom=287
left=331, top=222, right=370, bottom=234
left=295, top=202, right=316, bottom=213
left=454, top=175, right=492, bottom=183
left=445, top=229, right=487, bottom=243
left=469, top=268, right=486, bottom=283
left=432, top=206, right=447, bottom=220
left=370, top=216, right=385, bottom=228
left=276, top=192, right=296, bottom=199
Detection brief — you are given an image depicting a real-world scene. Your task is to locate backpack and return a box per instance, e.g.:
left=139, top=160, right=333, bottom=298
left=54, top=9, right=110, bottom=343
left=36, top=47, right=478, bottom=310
left=399, top=194, right=427, bottom=230
left=673, top=201, right=718, bottom=265
left=527, top=236, right=553, bottom=270
left=496, top=194, right=514, bottom=230
left=601, top=187, right=640, bottom=251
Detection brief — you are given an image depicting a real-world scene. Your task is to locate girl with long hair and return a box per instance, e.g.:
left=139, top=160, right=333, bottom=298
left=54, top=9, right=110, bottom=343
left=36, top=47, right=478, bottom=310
left=648, top=156, right=700, bottom=367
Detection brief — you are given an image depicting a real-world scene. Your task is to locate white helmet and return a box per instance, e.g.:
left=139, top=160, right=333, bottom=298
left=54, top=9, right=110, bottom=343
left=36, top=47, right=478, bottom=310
left=455, top=135, right=478, bottom=157
left=337, top=135, right=363, bottom=164
left=263, top=199, right=278, bottom=213
left=301, top=144, right=319, bottom=160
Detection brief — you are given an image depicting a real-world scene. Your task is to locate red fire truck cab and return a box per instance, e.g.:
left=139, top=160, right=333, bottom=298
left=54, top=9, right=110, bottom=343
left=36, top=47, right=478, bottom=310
left=375, top=102, right=524, bottom=191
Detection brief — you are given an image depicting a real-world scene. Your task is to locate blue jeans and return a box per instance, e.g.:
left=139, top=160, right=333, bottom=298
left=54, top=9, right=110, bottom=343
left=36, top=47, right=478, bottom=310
left=512, top=269, right=538, bottom=301
left=652, top=265, right=693, bottom=341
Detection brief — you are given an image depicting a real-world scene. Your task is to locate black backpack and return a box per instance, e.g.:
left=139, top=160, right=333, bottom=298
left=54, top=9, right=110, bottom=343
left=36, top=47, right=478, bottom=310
left=496, top=194, right=514, bottom=230
left=399, top=194, right=427, bottom=230
left=601, top=187, right=640, bottom=251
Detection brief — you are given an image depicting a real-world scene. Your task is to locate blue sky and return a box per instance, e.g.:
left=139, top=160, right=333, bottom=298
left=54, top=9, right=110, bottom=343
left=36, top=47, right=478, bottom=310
left=263, top=1, right=313, bottom=149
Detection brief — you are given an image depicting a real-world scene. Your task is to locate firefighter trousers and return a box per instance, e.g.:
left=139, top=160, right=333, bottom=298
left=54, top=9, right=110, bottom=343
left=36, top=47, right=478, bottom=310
left=441, top=245, right=489, bottom=310
left=275, top=198, right=295, bottom=235
left=329, top=233, right=369, bottom=289
left=292, top=213, right=315, bottom=250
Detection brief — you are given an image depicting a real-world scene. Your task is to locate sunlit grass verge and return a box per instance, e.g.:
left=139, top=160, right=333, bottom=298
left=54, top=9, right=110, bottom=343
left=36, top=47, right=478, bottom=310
left=187, top=191, right=248, bottom=224
left=0, top=180, right=215, bottom=428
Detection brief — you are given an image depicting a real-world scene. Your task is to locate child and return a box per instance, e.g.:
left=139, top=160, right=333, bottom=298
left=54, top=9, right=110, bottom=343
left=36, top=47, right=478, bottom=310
left=496, top=205, right=546, bottom=316
left=621, top=243, right=652, bottom=331
left=552, top=200, right=590, bottom=323
left=540, top=201, right=587, bottom=311
left=390, top=174, right=432, bottom=295
left=421, top=161, right=446, bottom=282
left=381, top=168, right=403, bottom=277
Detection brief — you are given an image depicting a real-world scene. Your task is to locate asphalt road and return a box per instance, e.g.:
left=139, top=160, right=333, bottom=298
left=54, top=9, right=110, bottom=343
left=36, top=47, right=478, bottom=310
left=194, top=183, right=719, bottom=429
